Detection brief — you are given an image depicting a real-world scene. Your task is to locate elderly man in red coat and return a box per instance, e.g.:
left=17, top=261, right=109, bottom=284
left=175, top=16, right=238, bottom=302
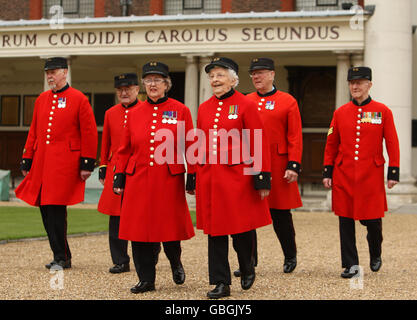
left=243, top=58, right=303, bottom=275
left=15, top=57, right=98, bottom=269
left=97, top=73, right=142, bottom=274
left=323, top=66, right=400, bottom=278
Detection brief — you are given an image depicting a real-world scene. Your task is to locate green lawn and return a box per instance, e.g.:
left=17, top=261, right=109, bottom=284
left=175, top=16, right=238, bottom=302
left=0, top=206, right=196, bottom=241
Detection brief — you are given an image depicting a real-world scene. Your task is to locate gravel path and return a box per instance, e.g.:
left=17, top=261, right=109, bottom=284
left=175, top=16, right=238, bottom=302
left=0, top=211, right=416, bottom=300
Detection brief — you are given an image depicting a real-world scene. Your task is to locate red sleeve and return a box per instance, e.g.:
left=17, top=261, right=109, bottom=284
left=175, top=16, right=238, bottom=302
left=183, top=106, right=196, bottom=174
left=22, top=96, right=40, bottom=159
left=114, top=116, right=132, bottom=174
left=287, top=99, right=303, bottom=163
left=79, top=95, right=98, bottom=160
left=242, top=99, right=271, bottom=173
left=100, top=110, right=111, bottom=167
left=383, top=107, right=400, bottom=168
left=323, top=113, right=340, bottom=167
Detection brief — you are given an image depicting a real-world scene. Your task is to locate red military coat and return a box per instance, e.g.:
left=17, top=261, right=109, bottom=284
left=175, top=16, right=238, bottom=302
left=247, top=89, right=303, bottom=210
left=115, top=97, right=195, bottom=242
left=195, top=90, right=272, bottom=236
left=97, top=100, right=140, bottom=216
left=323, top=98, right=400, bottom=220
left=15, top=85, right=98, bottom=206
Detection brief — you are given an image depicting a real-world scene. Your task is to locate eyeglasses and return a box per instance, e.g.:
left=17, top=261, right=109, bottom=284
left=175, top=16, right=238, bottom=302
left=208, top=73, right=227, bottom=81
left=143, top=78, right=165, bottom=85
left=249, top=70, right=272, bottom=78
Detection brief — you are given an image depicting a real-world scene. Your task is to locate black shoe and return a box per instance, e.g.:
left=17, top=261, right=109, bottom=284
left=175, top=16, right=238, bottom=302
left=130, top=281, right=155, bottom=294
left=207, top=283, right=231, bottom=299
left=233, top=269, right=241, bottom=277
left=45, top=260, right=71, bottom=269
left=109, top=263, right=130, bottom=274
left=241, top=273, right=256, bottom=290
left=370, top=257, right=382, bottom=272
left=341, top=266, right=359, bottom=279
left=171, top=262, right=185, bottom=285
left=283, top=257, right=297, bottom=273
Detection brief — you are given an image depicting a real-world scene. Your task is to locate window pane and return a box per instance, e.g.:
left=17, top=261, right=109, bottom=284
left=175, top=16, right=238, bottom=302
left=0, top=96, right=20, bottom=126
left=23, top=96, right=37, bottom=126
left=165, top=0, right=221, bottom=15
left=94, top=93, right=115, bottom=126
left=184, top=0, right=203, bottom=9
left=43, top=0, right=95, bottom=18
left=296, top=0, right=358, bottom=11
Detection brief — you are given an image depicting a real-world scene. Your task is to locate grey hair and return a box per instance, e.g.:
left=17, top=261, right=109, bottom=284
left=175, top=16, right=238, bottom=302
left=227, top=69, right=239, bottom=88
left=141, top=76, right=172, bottom=93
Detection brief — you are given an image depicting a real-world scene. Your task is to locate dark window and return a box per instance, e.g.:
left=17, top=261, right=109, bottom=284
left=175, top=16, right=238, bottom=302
left=93, top=93, right=115, bottom=126
left=0, top=96, right=20, bottom=126
left=23, top=95, right=37, bottom=126
left=165, top=0, right=221, bottom=15
left=316, top=0, right=338, bottom=6
left=296, top=0, right=358, bottom=11
left=412, top=119, right=417, bottom=147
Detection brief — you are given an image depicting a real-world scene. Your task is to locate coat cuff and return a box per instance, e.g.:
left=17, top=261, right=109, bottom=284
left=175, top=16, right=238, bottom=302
left=322, top=165, right=333, bottom=179
left=113, top=173, right=126, bottom=190
left=387, top=167, right=400, bottom=181
left=254, top=172, right=271, bottom=190
left=186, top=173, right=196, bottom=191
left=99, top=166, right=107, bottom=180
left=20, top=158, right=32, bottom=171
left=286, top=161, right=301, bottom=175
left=80, top=157, right=96, bottom=171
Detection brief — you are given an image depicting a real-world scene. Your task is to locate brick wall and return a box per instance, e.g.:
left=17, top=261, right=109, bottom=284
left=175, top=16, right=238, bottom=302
left=0, top=0, right=31, bottom=20
left=231, top=0, right=282, bottom=13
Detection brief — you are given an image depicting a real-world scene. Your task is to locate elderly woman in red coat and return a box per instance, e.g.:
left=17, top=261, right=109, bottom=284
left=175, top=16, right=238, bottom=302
left=188, top=57, right=272, bottom=299
left=113, top=62, right=195, bottom=294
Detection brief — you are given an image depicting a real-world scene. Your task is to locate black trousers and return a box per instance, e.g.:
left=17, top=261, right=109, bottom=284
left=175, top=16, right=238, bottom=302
left=40, top=205, right=71, bottom=262
left=339, top=216, right=383, bottom=268
left=247, top=209, right=297, bottom=265
left=131, top=241, right=180, bottom=282
left=270, top=209, right=297, bottom=260
left=208, top=230, right=256, bottom=285
left=108, top=215, right=129, bottom=265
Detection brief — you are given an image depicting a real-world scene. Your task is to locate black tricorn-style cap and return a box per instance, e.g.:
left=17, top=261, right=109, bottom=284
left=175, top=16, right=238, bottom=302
left=347, top=66, right=372, bottom=81
left=114, top=73, right=139, bottom=88
left=142, top=61, right=169, bottom=78
left=205, top=57, right=239, bottom=74
left=44, top=57, right=68, bottom=70
left=249, top=57, right=275, bottom=72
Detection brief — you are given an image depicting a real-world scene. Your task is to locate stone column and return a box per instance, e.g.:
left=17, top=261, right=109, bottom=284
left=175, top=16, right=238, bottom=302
left=199, top=55, right=213, bottom=105
left=350, top=51, right=364, bottom=67
left=182, top=54, right=199, bottom=125
left=365, top=0, right=417, bottom=206
left=334, top=51, right=351, bottom=108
